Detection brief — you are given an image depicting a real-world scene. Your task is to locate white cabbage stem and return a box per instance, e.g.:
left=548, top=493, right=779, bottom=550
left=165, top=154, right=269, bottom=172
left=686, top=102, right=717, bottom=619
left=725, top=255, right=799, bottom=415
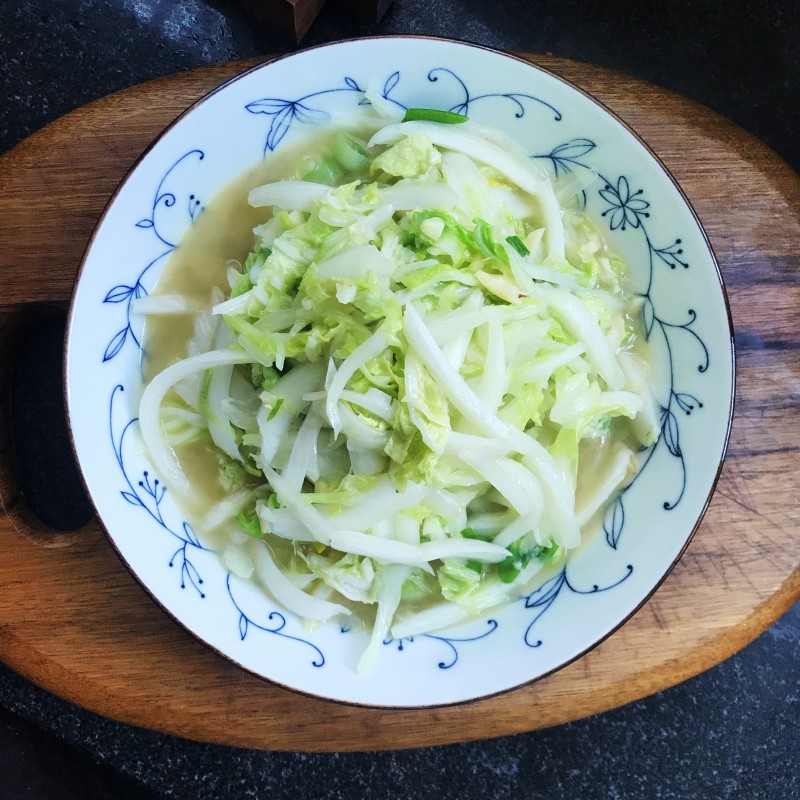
left=326, top=327, right=389, bottom=437
left=139, top=349, right=250, bottom=499
left=403, top=304, right=507, bottom=438
left=248, top=180, right=330, bottom=210
left=252, top=543, right=350, bottom=621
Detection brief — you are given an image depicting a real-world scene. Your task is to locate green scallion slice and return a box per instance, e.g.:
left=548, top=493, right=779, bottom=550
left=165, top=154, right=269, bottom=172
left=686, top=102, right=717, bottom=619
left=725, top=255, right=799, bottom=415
left=267, top=397, right=284, bottom=421
left=461, top=527, right=492, bottom=542
left=506, top=235, right=530, bottom=256
left=402, top=108, right=468, bottom=124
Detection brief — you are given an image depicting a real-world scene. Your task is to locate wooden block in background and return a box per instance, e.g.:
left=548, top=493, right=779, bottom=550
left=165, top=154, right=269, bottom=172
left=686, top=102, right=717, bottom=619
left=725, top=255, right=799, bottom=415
left=244, top=0, right=329, bottom=42
left=243, top=0, right=394, bottom=42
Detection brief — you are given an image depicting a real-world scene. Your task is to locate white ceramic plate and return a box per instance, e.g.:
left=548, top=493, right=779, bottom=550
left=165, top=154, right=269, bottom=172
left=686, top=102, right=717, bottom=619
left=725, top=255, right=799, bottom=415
left=66, top=37, right=734, bottom=707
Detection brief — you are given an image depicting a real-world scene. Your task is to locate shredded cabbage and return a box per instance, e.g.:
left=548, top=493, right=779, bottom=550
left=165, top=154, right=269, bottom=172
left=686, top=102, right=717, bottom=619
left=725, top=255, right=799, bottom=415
left=141, top=116, right=659, bottom=674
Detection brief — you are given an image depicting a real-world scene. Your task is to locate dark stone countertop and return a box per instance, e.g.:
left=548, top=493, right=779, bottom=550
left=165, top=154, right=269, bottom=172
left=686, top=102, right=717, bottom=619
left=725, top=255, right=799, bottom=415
left=1, top=2, right=798, bottom=798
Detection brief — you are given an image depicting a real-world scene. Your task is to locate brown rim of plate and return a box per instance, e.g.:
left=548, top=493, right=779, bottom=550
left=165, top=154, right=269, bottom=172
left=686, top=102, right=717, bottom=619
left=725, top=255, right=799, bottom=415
left=63, top=35, right=737, bottom=711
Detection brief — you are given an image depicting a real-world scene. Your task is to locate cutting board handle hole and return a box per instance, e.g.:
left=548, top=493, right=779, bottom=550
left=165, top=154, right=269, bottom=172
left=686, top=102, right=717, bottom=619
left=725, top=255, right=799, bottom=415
left=1, top=305, right=95, bottom=542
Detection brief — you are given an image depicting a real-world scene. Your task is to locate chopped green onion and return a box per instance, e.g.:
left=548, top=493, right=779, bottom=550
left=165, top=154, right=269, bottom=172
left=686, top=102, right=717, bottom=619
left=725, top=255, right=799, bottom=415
left=497, top=557, right=521, bottom=583
left=267, top=493, right=280, bottom=509
left=506, top=235, right=530, bottom=256
left=402, top=108, right=468, bottom=125
left=461, top=527, right=492, bottom=542
left=465, top=559, right=484, bottom=573
left=267, top=397, right=284, bottom=421
left=532, top=542, right=560, bottom=562
left=497, top=540, right=533, bottom=583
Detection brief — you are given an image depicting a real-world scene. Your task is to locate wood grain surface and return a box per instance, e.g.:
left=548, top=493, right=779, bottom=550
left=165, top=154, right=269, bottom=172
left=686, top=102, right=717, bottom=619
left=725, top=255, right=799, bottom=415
left=0, top=55, right=797, bottom=752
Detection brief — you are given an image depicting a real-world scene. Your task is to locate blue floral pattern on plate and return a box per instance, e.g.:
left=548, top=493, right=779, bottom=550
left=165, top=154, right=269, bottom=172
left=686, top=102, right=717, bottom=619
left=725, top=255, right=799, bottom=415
left=245, top=68, right=563, bottom=155
left=383, top=619, right=499, bottom=669
left=102, top=150, right=204, bottom=361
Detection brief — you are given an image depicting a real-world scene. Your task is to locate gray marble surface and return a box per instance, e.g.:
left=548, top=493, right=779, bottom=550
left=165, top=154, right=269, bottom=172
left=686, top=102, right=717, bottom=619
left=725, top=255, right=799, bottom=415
left=1, top=603, right=798, bottom=798
left=0, top=1, right=798, bottom=797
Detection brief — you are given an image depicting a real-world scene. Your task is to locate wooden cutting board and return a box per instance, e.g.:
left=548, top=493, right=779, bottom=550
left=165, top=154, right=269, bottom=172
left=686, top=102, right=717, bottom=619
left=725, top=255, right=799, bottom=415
left=0, top=55, right=797, bottom=752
